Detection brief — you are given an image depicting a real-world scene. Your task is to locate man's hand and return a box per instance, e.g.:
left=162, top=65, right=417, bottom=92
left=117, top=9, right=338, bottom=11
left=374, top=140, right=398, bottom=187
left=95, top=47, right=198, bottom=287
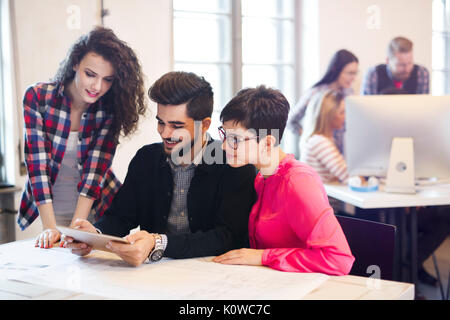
left=105, top=231, right=156, bottom=267
left=63, top=218, right=97, bottom=256
left=212, top=248, right=264, bottom=266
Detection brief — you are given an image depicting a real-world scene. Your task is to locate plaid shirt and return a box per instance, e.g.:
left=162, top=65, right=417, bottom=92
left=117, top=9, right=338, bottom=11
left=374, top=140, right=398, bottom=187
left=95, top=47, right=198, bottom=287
left=361, top=64, right=429, bottom=95
left=164, top=138, right=209, bottom=235
left=18, top=82, right=121, bottom=230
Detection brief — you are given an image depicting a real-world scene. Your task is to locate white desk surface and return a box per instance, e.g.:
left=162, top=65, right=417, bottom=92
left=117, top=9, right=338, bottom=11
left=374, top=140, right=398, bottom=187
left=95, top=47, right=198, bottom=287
left=0, top=239, right=414, bottom=300
left=324, top=182, right=450, bottom=209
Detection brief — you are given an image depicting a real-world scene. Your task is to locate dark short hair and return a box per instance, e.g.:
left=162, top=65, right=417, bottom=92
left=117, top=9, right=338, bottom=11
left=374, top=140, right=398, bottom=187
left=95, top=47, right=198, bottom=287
left=220, top=85, right=290, bottom=145
left=148, top=71, right=214, bottom=120
left=313, top=49, right=359, bottom=88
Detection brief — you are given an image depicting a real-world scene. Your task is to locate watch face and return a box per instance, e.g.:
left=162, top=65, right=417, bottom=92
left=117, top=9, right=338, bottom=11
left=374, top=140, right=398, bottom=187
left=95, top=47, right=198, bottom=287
left=150, top=249, right=164, bottom=262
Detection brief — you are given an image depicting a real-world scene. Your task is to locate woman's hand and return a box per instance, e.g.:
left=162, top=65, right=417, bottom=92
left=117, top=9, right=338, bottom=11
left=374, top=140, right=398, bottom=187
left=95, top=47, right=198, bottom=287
left=63, top=219, right=96, bottom=256
left=35, top=228, right=61, bottom=249
left=35, top=203, right=59, bottom=248
left=212, top=248, right=264, bottom=266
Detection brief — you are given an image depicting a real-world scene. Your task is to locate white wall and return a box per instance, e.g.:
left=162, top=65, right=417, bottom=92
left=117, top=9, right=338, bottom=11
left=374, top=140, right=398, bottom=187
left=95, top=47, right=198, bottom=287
left=10, top=0, right=172, bottom=240
left=103, top=0, right=172, bottom=182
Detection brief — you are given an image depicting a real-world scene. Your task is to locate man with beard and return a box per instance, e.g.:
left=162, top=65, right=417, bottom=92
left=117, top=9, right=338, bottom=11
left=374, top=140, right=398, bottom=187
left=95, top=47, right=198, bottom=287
left=65, top=71, right=257, bottom=266
left=361, top=36, right=429, bottom=95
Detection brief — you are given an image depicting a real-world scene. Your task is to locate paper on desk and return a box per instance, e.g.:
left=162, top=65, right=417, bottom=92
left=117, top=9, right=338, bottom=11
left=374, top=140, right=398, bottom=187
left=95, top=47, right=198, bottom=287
left=0, top=241, right=79, bottom=280
left=1, top=241, right=329, bottom=300
left=15, top=253, right=328, bottom=299
left=145, top=257, right=330, bottom=300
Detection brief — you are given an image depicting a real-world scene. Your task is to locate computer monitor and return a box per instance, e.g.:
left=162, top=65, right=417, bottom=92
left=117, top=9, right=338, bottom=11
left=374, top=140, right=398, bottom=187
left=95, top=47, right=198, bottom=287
left=345, top=95, right=450, bottom=181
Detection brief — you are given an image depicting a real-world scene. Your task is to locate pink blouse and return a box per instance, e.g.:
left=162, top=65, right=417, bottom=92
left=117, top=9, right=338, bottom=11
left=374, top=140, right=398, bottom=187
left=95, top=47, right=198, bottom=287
left=249, top=154, right=355, bottom=275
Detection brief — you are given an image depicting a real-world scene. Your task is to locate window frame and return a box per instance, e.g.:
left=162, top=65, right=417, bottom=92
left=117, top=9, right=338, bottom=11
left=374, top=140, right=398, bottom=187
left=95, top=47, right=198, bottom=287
left=0, top=0, right=7, bottom=183
left=172, top=0, right=299, bottom=148
left=172, top=0, right=298, bottom=105
left=432, top=0, right=450, bottom=94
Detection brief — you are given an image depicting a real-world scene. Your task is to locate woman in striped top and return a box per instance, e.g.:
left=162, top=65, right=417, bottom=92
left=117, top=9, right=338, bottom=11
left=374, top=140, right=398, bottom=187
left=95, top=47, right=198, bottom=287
left=299, top=90, right=348, bottom=183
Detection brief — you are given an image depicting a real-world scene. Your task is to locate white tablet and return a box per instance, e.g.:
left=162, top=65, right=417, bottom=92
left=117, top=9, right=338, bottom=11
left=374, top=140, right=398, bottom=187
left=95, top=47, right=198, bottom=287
left=57, top=226, right=129, bottom=252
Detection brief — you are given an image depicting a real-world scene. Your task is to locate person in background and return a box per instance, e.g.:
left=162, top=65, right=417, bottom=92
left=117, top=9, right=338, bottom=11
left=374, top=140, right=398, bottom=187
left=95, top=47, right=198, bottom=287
left=361, top=36, right=429, bottom=95
left=65, top=71, right=257, bottom=267
left=213, top=86, right=354, bottom=276
left=20, top=26, right=147, bottom=249
left=288, top=49, right=358, bottom=154
left=299, top=89, right=370, bottom=224
left=299, top=90, right=348, bottom=184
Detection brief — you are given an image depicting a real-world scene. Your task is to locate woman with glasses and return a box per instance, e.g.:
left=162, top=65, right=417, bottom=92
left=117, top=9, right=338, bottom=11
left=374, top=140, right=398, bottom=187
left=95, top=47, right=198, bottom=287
left=19, top=27, right=147, bottom=249
left=213, top=86, right=354, bottom=275
left=288, top=49, right=358, bottom=154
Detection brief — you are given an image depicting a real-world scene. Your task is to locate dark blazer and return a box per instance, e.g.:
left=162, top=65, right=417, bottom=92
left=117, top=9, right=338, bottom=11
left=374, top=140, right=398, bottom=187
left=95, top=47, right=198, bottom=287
left=94, top=139, right=257, bottom=259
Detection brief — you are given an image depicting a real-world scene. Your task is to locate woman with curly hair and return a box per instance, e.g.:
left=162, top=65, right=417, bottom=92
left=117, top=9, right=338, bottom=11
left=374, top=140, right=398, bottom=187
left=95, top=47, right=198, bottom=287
left=18, top=26, right=147, bottom=249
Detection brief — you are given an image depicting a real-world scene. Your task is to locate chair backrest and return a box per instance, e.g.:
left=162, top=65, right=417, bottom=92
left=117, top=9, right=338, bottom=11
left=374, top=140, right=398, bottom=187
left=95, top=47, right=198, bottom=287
left=336, top=215, right=396, bottom=280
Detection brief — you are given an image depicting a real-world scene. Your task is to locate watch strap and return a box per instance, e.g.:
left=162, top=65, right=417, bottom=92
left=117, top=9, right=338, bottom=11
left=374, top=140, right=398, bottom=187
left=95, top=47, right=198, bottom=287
left=160, top=234, right=168, bottom=251
left=146, top=233, right=165, bottom=263
left=153, top=234, right=164, bottom=250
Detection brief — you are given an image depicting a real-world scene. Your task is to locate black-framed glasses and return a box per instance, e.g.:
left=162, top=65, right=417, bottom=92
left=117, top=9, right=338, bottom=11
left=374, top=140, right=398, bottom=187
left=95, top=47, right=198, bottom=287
left=218, top=126, right=258, bottom=150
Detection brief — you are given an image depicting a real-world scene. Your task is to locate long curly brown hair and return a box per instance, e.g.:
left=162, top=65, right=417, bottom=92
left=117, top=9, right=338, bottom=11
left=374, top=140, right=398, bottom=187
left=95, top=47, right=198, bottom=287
left=53, top=26, right=147, bottom=138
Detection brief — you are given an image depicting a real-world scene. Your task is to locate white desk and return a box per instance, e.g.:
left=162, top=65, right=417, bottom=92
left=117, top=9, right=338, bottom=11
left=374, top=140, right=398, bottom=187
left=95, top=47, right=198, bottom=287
left=324, top=182, right=450, bottom=209
left=324, top=182, right=450, bottom=289
left=0, top=239, right=414, bottom=300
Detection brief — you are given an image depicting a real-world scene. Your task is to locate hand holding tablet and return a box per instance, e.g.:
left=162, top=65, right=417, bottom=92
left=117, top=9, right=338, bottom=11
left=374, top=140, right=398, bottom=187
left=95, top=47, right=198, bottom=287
left=60, top=219, right=155, bottom=267
left=58, top=219, right=128, bottom=254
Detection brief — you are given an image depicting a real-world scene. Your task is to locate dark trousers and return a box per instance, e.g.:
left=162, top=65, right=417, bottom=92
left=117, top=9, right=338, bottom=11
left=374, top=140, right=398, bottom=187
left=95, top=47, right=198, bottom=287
left=416, top=206, right=450, bottom=266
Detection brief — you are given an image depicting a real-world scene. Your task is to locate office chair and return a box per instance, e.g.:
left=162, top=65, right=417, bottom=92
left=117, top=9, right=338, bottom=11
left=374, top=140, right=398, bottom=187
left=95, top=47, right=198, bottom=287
left=336, top=215, right=396, bottom=281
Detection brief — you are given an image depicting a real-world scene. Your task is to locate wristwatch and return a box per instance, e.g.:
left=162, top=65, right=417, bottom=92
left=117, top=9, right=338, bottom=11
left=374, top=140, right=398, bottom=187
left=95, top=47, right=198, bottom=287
left=149, top=234, right=164, bottom=262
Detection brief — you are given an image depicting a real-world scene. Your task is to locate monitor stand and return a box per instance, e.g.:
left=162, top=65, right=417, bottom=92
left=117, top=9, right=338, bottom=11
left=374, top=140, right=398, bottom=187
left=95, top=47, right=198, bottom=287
left=385, top=137, right=416, bottom=194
